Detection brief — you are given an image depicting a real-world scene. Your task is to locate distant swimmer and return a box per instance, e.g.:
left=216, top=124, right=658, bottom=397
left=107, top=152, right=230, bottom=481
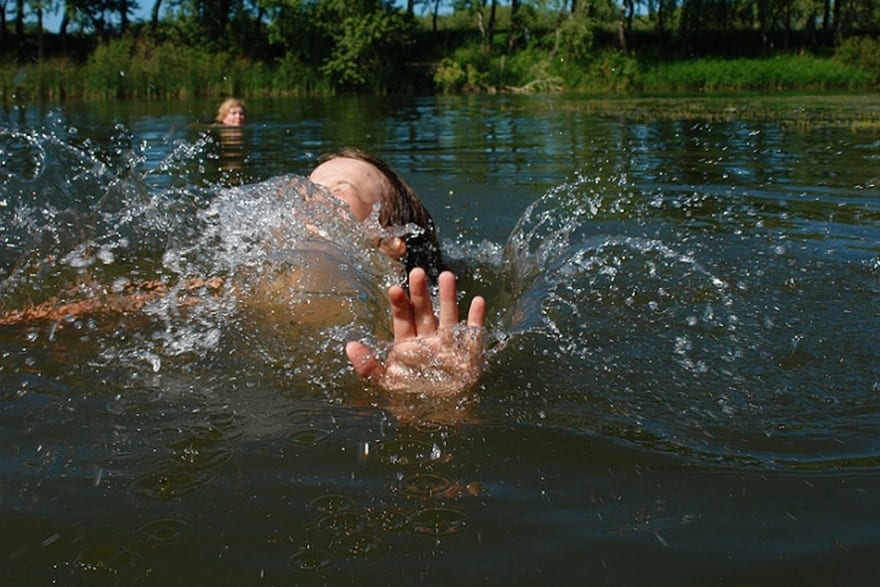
left=215, top=98, right=247, bottom=127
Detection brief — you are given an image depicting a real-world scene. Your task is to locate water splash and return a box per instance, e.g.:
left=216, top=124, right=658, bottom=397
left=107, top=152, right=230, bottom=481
left=0, top=125, right=403, bottom=394
left=482, top=167, right=880, bottom=469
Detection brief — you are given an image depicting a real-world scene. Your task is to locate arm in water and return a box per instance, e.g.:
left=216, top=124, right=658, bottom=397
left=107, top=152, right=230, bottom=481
left=346, top=268, right=487, bottom=395
left=0, top=278, right=224, bottom=325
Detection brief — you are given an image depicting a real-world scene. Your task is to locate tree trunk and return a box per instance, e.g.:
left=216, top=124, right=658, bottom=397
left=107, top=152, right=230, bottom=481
left=656, top=0, right=667, bottom=51
left=151, top=0, right=164, bottom=32
left=0, top=0, right=8, bottom=39
left=507, top=0, right=520, bottom=55
left=486, top=0, right=497, bottom=55
left=832, top=0, right=841, bottom=37
left=15, top=0, right=24, bottom=63
left=60, top=5, right=69, bottom=37
left=804, top=10, right=816, bottom=51
left=758, top=0, right=770, bottom=55
left=120, top=0, right=129, bottom=33
left=36, top=5, right=43, bottom=61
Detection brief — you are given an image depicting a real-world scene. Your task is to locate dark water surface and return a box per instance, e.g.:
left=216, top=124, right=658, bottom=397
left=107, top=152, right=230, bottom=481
left=1, top=94, right=879, bottom=585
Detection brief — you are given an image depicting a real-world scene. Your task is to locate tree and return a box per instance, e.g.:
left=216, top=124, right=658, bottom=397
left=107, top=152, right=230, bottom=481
left=150, top=0, right=162, bottom=30
left=60, top=0, right=139, bottom=37
left=317, top=0, right=414, bottom=90
left=0, top=0, right=9, bottom=38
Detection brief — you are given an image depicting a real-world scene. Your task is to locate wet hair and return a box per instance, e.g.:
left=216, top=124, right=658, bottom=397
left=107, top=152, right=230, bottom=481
left=315, top=148, right=446, bottom=281
left=215, top=98, right=247, bottom=123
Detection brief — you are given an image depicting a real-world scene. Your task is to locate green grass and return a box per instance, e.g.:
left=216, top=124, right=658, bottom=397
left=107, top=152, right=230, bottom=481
left=1, top=38, right=332, bottom=102
left=639, top=55, right=875, bottom=93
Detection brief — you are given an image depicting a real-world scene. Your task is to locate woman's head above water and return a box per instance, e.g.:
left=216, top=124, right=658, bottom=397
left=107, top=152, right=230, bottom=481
left=309, top=148, right=445, bottom=280
left=216, top=98, right=247, bottom=127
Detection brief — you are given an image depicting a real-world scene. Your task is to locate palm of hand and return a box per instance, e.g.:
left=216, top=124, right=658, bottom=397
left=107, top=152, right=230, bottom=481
left=346, top=268, right=487, bottom=396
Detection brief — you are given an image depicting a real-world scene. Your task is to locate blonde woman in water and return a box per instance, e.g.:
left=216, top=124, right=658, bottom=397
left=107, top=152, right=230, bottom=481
left=215, top=98, right=247, bottom=127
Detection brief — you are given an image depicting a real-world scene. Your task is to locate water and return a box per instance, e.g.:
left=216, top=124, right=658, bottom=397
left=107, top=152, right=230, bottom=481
left=1, top=94, right=879, bottom=585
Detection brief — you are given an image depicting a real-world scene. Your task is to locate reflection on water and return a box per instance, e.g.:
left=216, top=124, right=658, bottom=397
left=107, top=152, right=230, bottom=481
left=214, top=124, right=248, bottom=186
left=1, top=95, right=880, bottom=585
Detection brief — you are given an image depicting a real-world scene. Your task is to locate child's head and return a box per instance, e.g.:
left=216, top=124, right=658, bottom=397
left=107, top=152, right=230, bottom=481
left=310, top=148, right=445, bottom=280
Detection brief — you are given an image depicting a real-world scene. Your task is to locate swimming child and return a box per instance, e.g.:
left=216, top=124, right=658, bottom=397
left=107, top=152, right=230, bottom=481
left=0, top=149, right=487, bottom=395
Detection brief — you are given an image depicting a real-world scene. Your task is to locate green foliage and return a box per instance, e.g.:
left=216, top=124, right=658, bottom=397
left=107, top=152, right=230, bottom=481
left=83, top=36, right=234, bottom=98
left=267, top=0, right=326, bottom=65
left=834, top=36, right=880, bottom=81
left=431, top=39, right=492, bottom=93
left=502, top=45, right=563, bottom=92
left=77, top=35, right=322, bottom=99
left=0, top=59, right=83, bottom=102
left=581, top=50, right=641, bottom=93
left=3, top=2, right=880, bottom=100
left=641, top=55, right=876, bottom=92
left=319, top=9, right=412, bottom=91
left=554, top=14, right=594, bottom=66
left=433, top=57, right=468, bottom=93
left=433, top=56, right=488, bottom=93
left=269, top=0, right=417, bottom=92
left=274, top=54, right=331, bottom=95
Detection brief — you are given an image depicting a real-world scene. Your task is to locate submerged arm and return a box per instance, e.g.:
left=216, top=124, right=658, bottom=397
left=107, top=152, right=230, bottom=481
left=0, top=278, right=223, bottom=326
left=345, top=268, right=487, bottom=395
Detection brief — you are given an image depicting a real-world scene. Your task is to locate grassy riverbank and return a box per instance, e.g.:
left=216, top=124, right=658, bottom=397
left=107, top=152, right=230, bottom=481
left=1, top=37, right=877, bottom=102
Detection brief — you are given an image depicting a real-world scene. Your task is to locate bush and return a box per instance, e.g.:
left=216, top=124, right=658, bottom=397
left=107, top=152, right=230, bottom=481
left=555, top=15, right=594, bottom=67
left=834, top=36, right=880, bottom=81
left=585, top=50, right=641, bottom=92
left=504, top=46, right=563, bottom=92
left=432, top=41, right=493, bottom=93
left=433, top=57, right=468, bottom=93
left=274, top=54, right=329, bottom=95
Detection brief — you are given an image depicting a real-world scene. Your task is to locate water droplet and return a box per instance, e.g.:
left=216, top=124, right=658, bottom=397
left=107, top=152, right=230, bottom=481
left=409, top=507, right=469, bottom=536
left=132, top=468, right=216, bottom=500
left=398, top=473, right=456, bottom=499
left=308, top=494, right=355, bottom=515
left=73, top=542, right=141, bottom=576
left=318, top=511, right=369, bottom=537
left=330, top=533, right=382, bottom=556
left=370, top=439, right=437, bottom=466
left=289, top=547, right=333, bottom=572
left=363, top=507, right=409, bottom=532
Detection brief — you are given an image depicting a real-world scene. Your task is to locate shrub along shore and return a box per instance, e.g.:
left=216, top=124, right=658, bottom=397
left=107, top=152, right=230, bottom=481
left=1, top=32, right=878, bottom=102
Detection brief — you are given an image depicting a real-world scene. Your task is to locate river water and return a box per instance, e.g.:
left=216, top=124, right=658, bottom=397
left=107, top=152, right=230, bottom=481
left=1, top=94, right=879, bottom=585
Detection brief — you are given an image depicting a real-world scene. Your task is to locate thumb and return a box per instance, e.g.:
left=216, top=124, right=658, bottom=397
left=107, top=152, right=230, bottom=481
left=345, top=341, right=384, bottom=380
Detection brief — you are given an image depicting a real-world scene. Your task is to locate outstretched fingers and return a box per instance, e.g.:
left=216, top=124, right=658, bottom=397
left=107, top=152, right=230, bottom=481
left=345, top=341, right=384, bottom=379
left=467, top=295, right=486, bottom=328
left=408, top=268, right=438, bottom=336
left=390, top=267, right=442, bottom=340
left=347, top=268, right=489, bottom=393
left=388, top=284, right=416, bottom=339
left=437, top=271, right=460, bottom=328
left=395, top=269, right=483, bottom=335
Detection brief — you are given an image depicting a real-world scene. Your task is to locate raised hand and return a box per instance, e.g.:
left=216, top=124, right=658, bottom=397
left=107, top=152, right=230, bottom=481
left=345, top=268, right=487, bottom=395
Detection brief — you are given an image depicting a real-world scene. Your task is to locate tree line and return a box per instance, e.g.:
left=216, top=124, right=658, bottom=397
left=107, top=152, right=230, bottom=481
left=2, top=0, right=878, bottom=96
